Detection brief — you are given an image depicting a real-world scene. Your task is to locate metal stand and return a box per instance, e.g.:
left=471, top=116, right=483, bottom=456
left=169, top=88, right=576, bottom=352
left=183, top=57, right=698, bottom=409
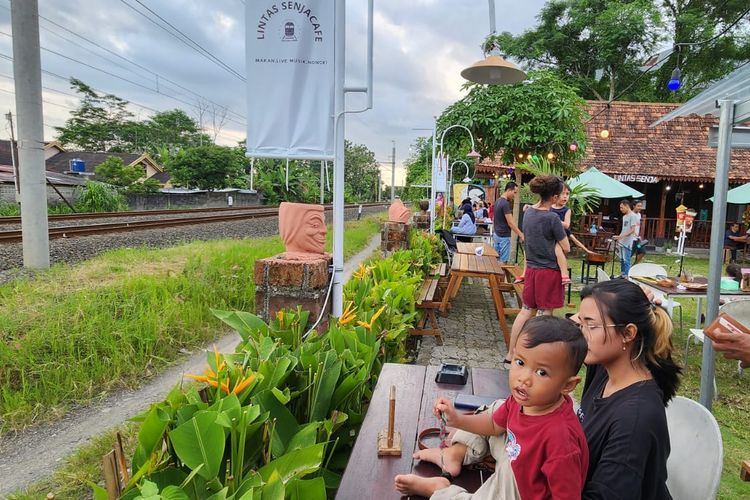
left=675, top=228, right=688, bottom=278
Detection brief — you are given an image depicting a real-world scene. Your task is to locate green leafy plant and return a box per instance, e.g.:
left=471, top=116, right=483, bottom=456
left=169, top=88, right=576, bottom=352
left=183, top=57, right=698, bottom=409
left=75, top=181, right=128, bottom=212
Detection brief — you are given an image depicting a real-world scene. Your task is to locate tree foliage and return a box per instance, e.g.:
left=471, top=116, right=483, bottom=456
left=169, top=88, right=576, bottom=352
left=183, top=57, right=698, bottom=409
left=491, top=0, right=750, bottom=102
left=344, top=140, right=380, bottom=203
left=402, top=136, right=432, bottom=203
left=167, top=145, right=248, bottom=190
left=54, top=79, right=211, bottom=155
left=437, top=71, right=587, bottom=174
left=95, top=156, right=142, bottom=187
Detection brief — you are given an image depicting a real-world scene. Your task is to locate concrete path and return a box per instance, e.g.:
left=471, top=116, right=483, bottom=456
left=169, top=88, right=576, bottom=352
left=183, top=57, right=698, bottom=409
left=416, top=278, right=510, bottom=370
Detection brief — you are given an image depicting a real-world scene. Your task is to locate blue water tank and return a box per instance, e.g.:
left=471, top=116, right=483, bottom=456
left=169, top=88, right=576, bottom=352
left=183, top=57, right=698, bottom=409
left=70, top=159, right=86, bottom=172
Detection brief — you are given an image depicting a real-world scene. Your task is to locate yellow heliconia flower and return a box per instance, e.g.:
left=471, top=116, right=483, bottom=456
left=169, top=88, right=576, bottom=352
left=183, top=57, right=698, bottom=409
left=356, top=305, right=387, bottom=331
left=232, top=373, right=257, bottom=394
left=353, top=264, right=374, bottom=279
left=338, top=301, right=358, bottom=326
left=276, top=310, right=285, bottom=322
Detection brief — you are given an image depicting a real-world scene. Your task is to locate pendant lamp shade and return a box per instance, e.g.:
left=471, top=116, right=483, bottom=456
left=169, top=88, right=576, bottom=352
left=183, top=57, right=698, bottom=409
left=461, top=55, right=527, bottom=85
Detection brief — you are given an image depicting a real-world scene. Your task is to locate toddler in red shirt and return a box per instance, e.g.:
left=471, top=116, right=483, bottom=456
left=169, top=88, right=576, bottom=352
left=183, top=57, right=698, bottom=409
left=395, top=316, right=589, bottom=499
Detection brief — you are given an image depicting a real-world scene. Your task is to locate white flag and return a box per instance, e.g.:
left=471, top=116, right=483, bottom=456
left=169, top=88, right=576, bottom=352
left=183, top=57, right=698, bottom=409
left=246, top=2, right=335, bottom=160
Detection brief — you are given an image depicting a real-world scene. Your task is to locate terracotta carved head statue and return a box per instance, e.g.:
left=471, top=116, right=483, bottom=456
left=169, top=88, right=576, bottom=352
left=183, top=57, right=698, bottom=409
left=279, top=202, right=327, bottom=255
left=388, top=198, right=411, bottom=224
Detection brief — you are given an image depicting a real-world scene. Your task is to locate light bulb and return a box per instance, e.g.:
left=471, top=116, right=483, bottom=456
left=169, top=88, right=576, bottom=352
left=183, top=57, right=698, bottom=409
left=699, top=184, right=704, bottom=189
left=600, top=129, right=610, bottom=139
left=666, top=185, right=672, bottom=191
left=547, top=152, right=554, bottom=160
left=569, top=141, right=578, bottom=152
left=517, top=153, right=524, bottom=160
left=526, top=153, right=531, bottom=159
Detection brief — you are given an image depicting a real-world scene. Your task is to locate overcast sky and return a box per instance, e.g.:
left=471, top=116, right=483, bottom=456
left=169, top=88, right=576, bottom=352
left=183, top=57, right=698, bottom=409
left=0, top=0, right=548, bottom=185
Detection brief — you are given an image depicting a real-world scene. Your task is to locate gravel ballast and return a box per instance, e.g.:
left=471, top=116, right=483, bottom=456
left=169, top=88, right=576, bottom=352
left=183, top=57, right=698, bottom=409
left=0, top=206, right=385, bottom=283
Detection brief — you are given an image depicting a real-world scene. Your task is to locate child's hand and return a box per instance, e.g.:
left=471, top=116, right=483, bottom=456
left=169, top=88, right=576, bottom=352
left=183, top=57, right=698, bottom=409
left=433, top=397, right=459, bottom=426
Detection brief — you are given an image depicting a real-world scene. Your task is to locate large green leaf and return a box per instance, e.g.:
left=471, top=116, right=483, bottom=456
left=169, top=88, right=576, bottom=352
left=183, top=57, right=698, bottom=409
left=212, top=309, right=269, bottom=340
left=286, top=477, right=326, bottom=500
left=132, top=405, right=169, bottom=471
left=310, top=351, right=342, bottom=421
left=160, top=486, right=190, bottom=500
left=169, top=411, right=226, bottom=481
left=260, top=470, right=284, bottom=500
left=255, top=391, right=299, bottom=454
left=286, top=422, right=321, bottom=452
left=258, top=443, right=325, bottom=483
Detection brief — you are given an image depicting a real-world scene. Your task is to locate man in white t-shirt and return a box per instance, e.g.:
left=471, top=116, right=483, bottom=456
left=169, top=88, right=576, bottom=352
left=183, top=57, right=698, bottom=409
left=632, top=200, right=646, bottom=264
left=612, top=200, right=638, bottom=276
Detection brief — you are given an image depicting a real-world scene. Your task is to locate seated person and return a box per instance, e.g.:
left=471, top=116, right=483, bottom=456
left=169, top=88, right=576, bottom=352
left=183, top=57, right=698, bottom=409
left=724, top=222, right=744, bottom=262
left=452, top=205, right=477, bottom=236
left=394, top=316, right=588, bottom=499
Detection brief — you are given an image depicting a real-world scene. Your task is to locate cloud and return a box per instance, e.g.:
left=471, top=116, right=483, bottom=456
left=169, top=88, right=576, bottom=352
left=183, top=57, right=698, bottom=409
left=0, top=0, right=546, bottom=184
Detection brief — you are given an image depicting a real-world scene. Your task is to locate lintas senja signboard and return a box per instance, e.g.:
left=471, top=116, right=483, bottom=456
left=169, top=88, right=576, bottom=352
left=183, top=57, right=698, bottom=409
left=246, top=2, right=334, bottom=160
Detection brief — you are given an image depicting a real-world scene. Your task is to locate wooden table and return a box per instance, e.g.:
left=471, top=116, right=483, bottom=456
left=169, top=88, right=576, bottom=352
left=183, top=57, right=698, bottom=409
left=456, top=242, right=498, bottom=258
left=631, top=276, right=750, bottom=328
left=336, top=363, right=510, bottom=500
left=440, top=254, right=520, bottom=345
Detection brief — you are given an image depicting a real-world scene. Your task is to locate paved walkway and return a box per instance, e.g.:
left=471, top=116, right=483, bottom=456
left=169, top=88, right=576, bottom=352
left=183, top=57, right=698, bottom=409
left=415, top=278, right=510, bottom=370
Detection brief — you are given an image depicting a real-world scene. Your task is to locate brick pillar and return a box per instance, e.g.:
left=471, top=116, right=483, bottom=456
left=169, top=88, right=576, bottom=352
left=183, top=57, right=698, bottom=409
left=381, top=222, right=412, bottom=253
left=413, top=212, right=430, bottom=231
left=254, top=254, right=333, bottom=333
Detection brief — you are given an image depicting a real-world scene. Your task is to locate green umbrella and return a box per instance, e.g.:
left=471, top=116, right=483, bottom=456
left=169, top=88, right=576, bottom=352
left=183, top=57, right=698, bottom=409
left=707, top=181, right=750, bottom=204
left=567, top=166, right=644, bottom=199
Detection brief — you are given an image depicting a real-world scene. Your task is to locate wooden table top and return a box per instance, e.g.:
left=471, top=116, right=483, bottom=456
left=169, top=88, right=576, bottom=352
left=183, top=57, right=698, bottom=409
left=450, top=253, right=508, bottom=275
left=336, top=363, right=509, bottom=500
left=631, top=276, right=750, bottom=297
left=456, top=242, right=499, bottom=258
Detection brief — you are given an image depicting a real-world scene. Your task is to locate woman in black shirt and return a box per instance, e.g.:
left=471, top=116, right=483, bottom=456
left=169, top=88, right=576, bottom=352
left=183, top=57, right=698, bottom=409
left=572, top=280, right=681, bottom=500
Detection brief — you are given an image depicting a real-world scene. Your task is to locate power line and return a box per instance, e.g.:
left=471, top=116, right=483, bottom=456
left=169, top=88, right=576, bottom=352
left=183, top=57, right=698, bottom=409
left=0, top=54, right=244, bottom=144
left=118, top=0, right=245, bottom=82
left=0, top=30, right=245, bottom=129
left=5, top=3, right=247, bottom=122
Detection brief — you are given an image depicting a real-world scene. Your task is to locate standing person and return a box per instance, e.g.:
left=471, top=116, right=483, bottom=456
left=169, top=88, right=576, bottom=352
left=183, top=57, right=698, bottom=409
left=506, top=176, right=569, bottom=363
left=492, top=182, right=524, bottom=263
left=612, top=200, right=638, bottom=277
left=632, top=200, right=647, bottom=264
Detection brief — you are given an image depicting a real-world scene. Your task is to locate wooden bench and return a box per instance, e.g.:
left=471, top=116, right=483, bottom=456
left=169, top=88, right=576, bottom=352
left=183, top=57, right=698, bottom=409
left=411, top=277, right=443, bottom=345
left=336, top=363, right=509, bottom=500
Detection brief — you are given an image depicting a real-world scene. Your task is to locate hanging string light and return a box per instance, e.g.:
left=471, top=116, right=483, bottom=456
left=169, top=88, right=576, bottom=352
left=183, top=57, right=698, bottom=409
left=569, top=141, right=578, bottom=152
left=600, top=104, right=611, bottom=139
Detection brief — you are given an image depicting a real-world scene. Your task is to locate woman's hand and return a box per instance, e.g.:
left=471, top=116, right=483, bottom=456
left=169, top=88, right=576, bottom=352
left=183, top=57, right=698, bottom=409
left=433, top=397, right=460, bottom=427
left=639, top=285, right=663, bottom=307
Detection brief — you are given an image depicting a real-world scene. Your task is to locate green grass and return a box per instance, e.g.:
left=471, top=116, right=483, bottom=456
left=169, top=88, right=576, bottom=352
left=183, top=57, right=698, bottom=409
left=0, top=214, right=383, bottom=434
left=565, top=251, right=750, bottom=499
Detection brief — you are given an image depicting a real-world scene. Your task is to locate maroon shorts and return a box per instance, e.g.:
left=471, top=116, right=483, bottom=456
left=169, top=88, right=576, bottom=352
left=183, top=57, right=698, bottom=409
left=522, top=267, right=564, bottom=310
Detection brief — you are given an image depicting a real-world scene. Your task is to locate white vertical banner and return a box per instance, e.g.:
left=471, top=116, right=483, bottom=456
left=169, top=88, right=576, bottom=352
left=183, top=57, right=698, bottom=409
left=246, top=2, right=335, bottom=160
left=434, top=153, right=447, bottom=190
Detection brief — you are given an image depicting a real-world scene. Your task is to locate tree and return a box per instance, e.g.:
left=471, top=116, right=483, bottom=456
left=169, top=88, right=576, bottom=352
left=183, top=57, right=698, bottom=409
left=167, top=145, right=248, bottom=190
left=254, top=159, right=321, bottom=205
left=55, top=79, right=212, bottom=154
left=491, top=0, right=663, bottom=101
left=438, top=71, right=587, bottom=172
left=402, top=136, right=432, bottom=203
left=344, top=140, right=380, bottom=202
left=95, top=156, right=143, bottom=187
left=437, top=71, right=588, bottom=258
left=491, top=0, right=750, bottom=102
left=55, top=78, right=134, bottom=151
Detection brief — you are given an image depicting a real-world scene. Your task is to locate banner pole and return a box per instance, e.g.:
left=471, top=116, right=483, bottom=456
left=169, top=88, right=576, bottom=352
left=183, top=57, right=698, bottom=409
left=331, top=0, right=346, bottom=317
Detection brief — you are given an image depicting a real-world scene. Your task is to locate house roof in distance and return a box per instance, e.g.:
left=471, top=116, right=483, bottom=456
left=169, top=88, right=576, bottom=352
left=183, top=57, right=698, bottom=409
left=476, top=101, right=750, bottom=183
left=583, top=101, right=750, bottom=183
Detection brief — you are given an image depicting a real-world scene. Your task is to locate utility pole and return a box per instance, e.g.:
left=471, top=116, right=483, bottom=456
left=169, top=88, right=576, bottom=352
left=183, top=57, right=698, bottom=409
left=11, top=0, right=49, bottom=268
left=390, top=140, right=396, bottom=201
left=6, top=112, right=19, bottom=200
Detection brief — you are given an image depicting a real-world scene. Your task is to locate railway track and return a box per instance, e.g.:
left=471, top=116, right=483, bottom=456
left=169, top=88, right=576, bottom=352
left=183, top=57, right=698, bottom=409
left=0, top=203, right=388, bottom=243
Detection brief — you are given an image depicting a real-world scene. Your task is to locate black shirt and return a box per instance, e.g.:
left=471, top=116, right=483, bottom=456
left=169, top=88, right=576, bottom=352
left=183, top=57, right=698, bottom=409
left=578, top=364, right=672, bottom=500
